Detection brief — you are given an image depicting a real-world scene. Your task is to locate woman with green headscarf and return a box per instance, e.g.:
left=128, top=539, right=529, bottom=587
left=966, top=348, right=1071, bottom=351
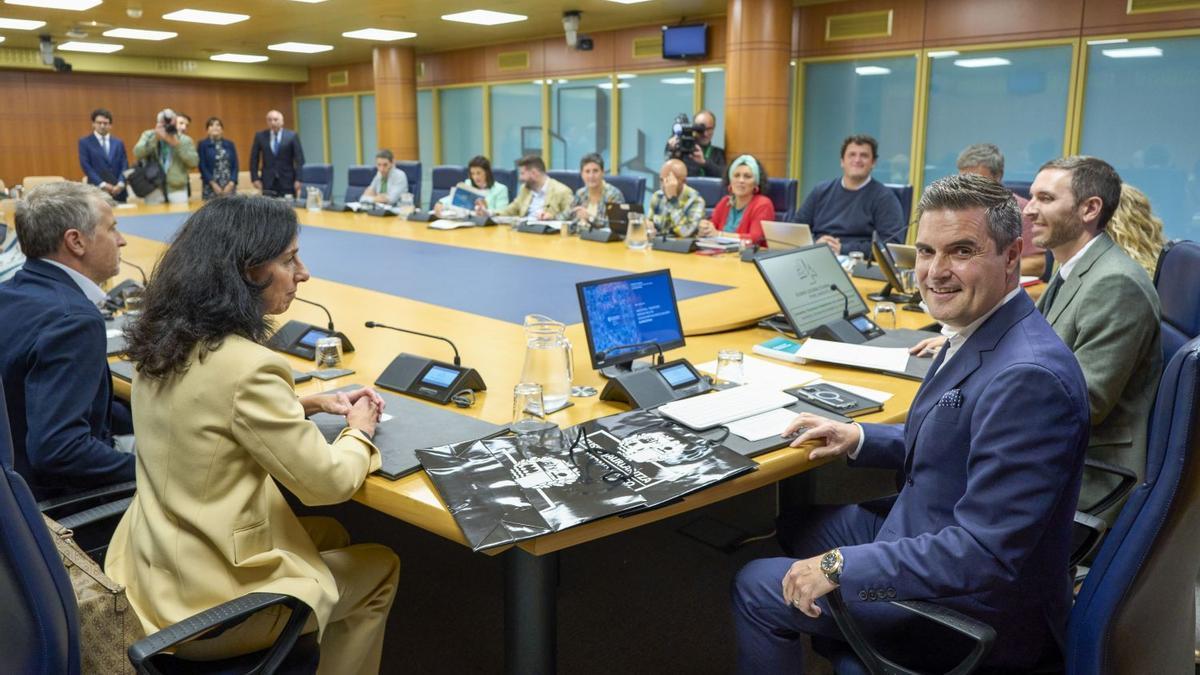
left=698, top=154, right=774, bottom=247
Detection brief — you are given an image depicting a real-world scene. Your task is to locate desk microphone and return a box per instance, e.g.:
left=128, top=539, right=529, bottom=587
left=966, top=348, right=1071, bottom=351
left=365, top=321, right=462, bottom=366
left=830, top=284, right=850, bottom=320
left=121, top=259, right=147, bottom=285
left=294, top=296, right=336, bottom=332
left=597, top=341, right=665, bottom=366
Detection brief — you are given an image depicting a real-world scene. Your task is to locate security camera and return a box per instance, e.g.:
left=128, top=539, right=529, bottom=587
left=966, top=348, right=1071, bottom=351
left=38, top=34, right=54, bottom=66
left=563, top=11, right=581, bottom=49
left=127, top=6, right=143, bottom=19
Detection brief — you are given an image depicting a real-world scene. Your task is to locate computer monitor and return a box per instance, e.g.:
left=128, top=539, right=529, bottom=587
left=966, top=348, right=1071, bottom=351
left=754, top=244, right=871, bottom=338
left=869, top=234, right=919, bottom=305
left=576, top=268, right=687, bottom=375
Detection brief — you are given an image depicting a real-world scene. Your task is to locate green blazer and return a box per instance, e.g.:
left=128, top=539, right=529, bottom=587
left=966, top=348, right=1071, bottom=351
left=1037, top=232, right=1162, bottom=523
left=133, top=130, right=199, bottom=192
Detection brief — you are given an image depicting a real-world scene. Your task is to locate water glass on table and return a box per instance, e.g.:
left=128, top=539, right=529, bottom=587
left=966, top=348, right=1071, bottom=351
left=625, top=213, right=649, bottom=250
left=314, top=336, right=343, bottom=370
left=512, top=382, right=548, bottom=434
left=873, top=301, right=898, bottom=330
left=715, top=348, right=745, bottom=385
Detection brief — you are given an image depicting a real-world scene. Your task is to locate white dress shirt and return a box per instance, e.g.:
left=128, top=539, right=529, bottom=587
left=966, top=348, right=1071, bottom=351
left=1055, top=234, right=1102, bottom=281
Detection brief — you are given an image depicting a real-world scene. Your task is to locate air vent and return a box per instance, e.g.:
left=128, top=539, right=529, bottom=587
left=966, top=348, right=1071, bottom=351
left=632, top=36, right=662, bottom=59
left=417, top=61, right=425, bottom=79
left=826, top=10, right=894, bottom=41
left=497, top=50, right=529, bottom=71
left=327, top=70, right=349, bottom=87
left=1127, top=0, right=1200, bottom=13
left=0, top=48, right=41, bottom=67
left=155, top=59, right=198, bottom=74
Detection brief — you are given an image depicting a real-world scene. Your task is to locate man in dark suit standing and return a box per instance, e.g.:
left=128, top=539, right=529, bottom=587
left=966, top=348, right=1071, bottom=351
left=249, top=109, right=305, bottom=197
left=0, top=181, right=134, bottom=500
left=733, top=174, right=1091, bottom=672
left=78, top=108, right=129, bottom=203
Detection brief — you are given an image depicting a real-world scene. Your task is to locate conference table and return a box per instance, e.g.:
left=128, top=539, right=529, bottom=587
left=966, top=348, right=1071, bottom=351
left=109, top=202, right=955, bottom=673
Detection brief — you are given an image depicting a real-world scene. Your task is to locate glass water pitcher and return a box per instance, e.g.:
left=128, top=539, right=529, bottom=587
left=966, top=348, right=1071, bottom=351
left=519, top=314, right=573, bottom=414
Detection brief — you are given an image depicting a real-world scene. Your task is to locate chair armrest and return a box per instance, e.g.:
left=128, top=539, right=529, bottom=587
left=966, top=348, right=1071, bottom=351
left=827, top=588, right=996, bottom=675
left=1069, top=511, right=1107, bottom=568
left=1079, top=458, right=1138, bottom=516
left=129, top=592, right=312, bottom=675
left=38, top=481, right=137, bottom=520
left=57, top=496, right=132, bottom=530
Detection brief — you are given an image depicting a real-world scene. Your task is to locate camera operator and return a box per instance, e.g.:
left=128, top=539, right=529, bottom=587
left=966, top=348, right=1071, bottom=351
left=664, top=109, right=726, bottom=178
left=133, top=108, right=198, bottom=205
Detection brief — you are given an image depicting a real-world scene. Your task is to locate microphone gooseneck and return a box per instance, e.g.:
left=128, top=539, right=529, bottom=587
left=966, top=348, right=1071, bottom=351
left=294, top=296, right=335, bottom=332
left=365, top=320, right=462, bottom=366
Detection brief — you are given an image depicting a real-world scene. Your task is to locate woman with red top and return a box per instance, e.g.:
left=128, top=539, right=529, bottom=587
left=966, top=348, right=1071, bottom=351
left=699, top=154, right=774, bottom=247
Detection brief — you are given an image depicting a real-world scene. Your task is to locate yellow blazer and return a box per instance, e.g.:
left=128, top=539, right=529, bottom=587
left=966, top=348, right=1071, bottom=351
left=497, top=176, right=574, bottom=218
left=105, top=335, right=380, bottom=636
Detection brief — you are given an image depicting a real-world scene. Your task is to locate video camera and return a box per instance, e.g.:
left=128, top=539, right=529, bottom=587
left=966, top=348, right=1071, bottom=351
left=157, top=108, right=178, bottom=136
left=670, top=113, right=707, bottom=159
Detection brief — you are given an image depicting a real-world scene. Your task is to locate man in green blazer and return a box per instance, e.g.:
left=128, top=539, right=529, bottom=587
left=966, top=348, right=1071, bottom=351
left=1026, top=155, right=1161, bottom=523
left=133, top=108, right=199, bottom=205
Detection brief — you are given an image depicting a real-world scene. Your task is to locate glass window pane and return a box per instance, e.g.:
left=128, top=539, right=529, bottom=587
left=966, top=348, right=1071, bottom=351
left=439, top=86, right=485, bottom=166
left=701, top=66, right=725, bottom=149
left=491, top=82, right=542, bottom=170
left=327, top=96, right=356, bottom=200
left=549, top=77, right=611, bottom=171
left=359, top=94, right=376, bottom=165
left=923, top=45, right=1072, bottom=188
left=801, top=55, right=916, bottom=198
left=417, top=89, right=434, bottom=208
left=618, top=70, right=694, bottom=207
left=1080, top=35, right=1200, bottom=240
left=296, top=98, right=325, bottom=164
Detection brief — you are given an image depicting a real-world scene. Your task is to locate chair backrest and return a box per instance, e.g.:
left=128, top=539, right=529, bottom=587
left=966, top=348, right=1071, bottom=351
left=1003, top=179, right=1032, bottom=201
left=343, top=165, right=375, bottom=203
left=690, top=176, right=724, bottom=219
left=1068, top=336, right=1200, bottom=674
left=885, top=183, right=914, bottom=225
left=1153, top=240, right=1200, bottom=365
left=493, top=168, right=518, bottom=200
left=21, top=176, right=67, bottom=190
left=606, top=175, right=645, bottom=205
left=395, top=161, right=421, bottom=209
left=299, top=163, right=333, bottom=201
left=547, top=170, right=583, bottom=194
left=0, top=381, right=80, bottom=675
left=430, top=165, right=468, bottom=206
left=237, top=170, right=258, bottom=195
left=764, top=178, right=797, bottom=221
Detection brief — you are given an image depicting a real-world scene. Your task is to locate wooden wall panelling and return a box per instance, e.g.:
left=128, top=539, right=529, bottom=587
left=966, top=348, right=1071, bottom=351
left=418, top=49, right=488, bottom=87
left=484, top=42, right=546, bottom=81
left=295, top=62, right=374, bottom=97
left=794, top=0, right=926, bottom=57
left=924, top=0, right=1084, bottom=46
left=1083, top=0, right=1200, bottom=34
left=542, top=31, right=617, bottom=77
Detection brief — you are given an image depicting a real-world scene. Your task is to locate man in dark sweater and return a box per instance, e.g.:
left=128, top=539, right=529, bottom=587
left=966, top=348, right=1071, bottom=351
left=795, top=134, right=906, bottom=256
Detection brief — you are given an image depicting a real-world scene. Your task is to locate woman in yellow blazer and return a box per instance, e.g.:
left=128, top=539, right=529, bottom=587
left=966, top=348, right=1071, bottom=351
left=106, top=196, right=399, bottom=674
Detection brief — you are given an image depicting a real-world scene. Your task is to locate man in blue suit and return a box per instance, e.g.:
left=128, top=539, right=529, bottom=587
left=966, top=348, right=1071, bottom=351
left=78, top=108, right=129, bottom=203
left=0, top=181, right=134, bottom=500
left=249, top=109, right=305, bottom=198
left=733, top=174, right=1091, bottom=672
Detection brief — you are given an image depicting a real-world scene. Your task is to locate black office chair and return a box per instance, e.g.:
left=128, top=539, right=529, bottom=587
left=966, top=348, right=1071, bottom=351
left=0, top=381, right=320, bottom=675
left=607, top=174, right=646, bottom=205
left=885, top=184, right=914, bottom=223
left=298, top=164, right=333, bottom=202
left=430, top=165, right=468, bottom=205
left=493, top=168, right=518, bottom=200
left=395, top=161, right=421, bottom=209
left=547, top=169, right=584, bottom=193
left=343, top=165, right=375, bottom=203
left=1002, top=180, right=1032, bottom=201
left=764, top=178, right=798, bottom=221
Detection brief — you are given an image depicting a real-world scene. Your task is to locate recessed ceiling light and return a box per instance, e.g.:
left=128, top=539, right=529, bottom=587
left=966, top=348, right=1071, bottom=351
left=58, top=40, right=123, bottom=53
left=211, top=53, right=268, bottom=63
left=162, top=9, right=249, bottom=25
left=660, top=76, right=694, bottom=85
left=0, top=17, right=46, bottom=29
left=342, top=28, right=416, bottom=41
left=0, top=36, right=5, bottom=43
left=268, top=41, right=333, bottom=53
left=953, top=57, right=1011, bottom=68
left=5, top=0, right=101, bottom=9
left=441, top=10, right=527, bottom=26
left=616, top=73, right=636, bottom=79
left=1102, top=46, right=1163, bottom=58
left=701, top=66, right=723, bottom=73
left=855, top=66, right=891, bottom=76
left=103, top=28, right=177, bottom=40
left=289, top=0, right=327, bottom=3
left=606, top=0, right=652, bottom=3
left=928, top=50, right=959, bottom=59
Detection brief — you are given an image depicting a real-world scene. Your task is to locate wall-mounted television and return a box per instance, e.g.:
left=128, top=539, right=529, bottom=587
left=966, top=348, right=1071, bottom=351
left=662, top=24, right=708, bottom=60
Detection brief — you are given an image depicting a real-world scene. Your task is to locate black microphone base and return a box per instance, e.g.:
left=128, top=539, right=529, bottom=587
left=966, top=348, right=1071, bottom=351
left=375, top=352, right=486, bottom=405
left=266, top=321, right=356, bottom=361
left=599, top=360, right=652, bottom=380
left=652, top=237, right=697, bottom=254
left=580, top=228, right=622, bottom=243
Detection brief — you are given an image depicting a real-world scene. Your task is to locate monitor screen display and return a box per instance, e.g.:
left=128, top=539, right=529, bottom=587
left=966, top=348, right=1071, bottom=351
left=421, top=365, right=460, bottom=388
left=577, top=269, right=687, bottom=369
left=298, top=328, right=328, bottom=348
left=662, top=24, right=707, bottom=59
left=659, top=362, right=698, bottom=388
left=754, top=245, right=871, bottom=337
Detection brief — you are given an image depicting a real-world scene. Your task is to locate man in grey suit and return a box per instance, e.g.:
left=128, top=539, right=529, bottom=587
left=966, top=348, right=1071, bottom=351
left=1025, top=155, right=1162, bottom=523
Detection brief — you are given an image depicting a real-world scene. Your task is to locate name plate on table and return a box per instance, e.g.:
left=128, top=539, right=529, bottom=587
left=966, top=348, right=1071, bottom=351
left=310, top=386, right=502, bottom=480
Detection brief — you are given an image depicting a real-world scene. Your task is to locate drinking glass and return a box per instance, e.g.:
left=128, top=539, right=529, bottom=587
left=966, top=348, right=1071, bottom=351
left=313, top=336, right=343, bottom=370
left=715, top=348, right=745, bottom=385
left=848, top=251, right=865, bottom=268
left=512, top=382, right=548, bottom=435
left=305, top=187, right=322, bottom=212
left=122, top=288, right=145, bottom=314
left=398, top=192, right=415, bottom=218
left=625, top=213, right=648, bottom=250
left=873, top=302, right=898, bottom=330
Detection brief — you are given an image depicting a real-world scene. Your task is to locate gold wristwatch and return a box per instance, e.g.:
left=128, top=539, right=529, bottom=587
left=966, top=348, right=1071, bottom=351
left=819, top=548, right=843, bottom=584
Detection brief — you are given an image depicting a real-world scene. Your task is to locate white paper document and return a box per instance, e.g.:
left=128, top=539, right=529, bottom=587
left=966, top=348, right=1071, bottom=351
left=725, top=407, right=801, bottom=442
left=796, top=339, right=910, bottom=374
left=428, top=219, right=475, bottom=230
left=105, top=328, right=123, bottom=339
left=695, top=356, right=820, bottom=391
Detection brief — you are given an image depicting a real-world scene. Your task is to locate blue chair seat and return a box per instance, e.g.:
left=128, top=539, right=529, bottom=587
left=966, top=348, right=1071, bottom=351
left=344, top=165, right=375, bottom=204
left=1153, top=239, right=1200, bottom=364
left=430, top=165, right=468, bottom=207
left=299, top=164, right=333, bottom=201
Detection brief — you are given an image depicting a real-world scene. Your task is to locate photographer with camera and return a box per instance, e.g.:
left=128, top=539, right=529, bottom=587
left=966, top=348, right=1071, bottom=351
left=664, top=110, right=726, bottom=178
left=133, top=108, right=198, bottom=205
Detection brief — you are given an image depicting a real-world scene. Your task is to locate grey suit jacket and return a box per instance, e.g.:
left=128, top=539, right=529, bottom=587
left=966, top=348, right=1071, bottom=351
left=1037, top=232, right=1161, bottom=522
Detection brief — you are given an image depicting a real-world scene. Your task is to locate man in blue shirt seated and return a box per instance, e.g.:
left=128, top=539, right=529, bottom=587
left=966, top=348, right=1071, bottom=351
left=795, top=134, right=906, bottom=256
left=733, top=174, right=1091, bottom=672
left=0, top=181, right=135, bottom=500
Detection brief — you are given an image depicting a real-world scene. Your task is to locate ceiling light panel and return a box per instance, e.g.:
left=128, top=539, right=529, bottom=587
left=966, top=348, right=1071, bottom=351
left=103, top=28, right=178, bottom=40
left=953, top=57, right=1011, bottom=68
left=441, top=10, right=527, bottom=26
left=58, top=40, right=123, bottom=52
left=855, top=66, right=891, bottom=76
left=342, top=28, right=416, bottom=41
left=268, top=42, right=334, bottom=53
left=162, top=9, right=249, bottom=25
left=1102, top=46, right=1163, bottom=58
left=210, top=53, right=268, bottom=63
left=5, top=0, right=101, bottom=9
left=0, top=17, right=46, bottom=29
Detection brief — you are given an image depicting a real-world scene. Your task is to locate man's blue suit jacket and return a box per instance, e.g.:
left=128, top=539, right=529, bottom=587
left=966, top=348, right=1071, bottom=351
left=844, top=291, right=1091, bottom=669
left=78, top=134, right=129, bottom=201
left=0, top=259, right=134, bottom=500
left=249, top=128, right=305, bottom=195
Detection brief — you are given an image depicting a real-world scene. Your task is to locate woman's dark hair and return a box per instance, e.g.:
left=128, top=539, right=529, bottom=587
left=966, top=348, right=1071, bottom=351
left=722, top=154, right=769, bottom=194
left=205, top=116, right=223, bottom=129
left=579, top=152, right=605, bottom=172
left=467, top=155, right=494, bottom=188
left=124, top=196, right=299, bottom=379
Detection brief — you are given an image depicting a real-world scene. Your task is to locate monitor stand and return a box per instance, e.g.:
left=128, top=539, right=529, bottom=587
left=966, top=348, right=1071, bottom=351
left=600, top=360, right=652, bottom=380
left=867, top=283, right=920, bottom=306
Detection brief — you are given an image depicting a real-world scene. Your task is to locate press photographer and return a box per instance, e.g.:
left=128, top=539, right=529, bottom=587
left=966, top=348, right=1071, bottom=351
left=132, top=107, right=198, bottom=205
left=664, top=109, right=726, bottom=178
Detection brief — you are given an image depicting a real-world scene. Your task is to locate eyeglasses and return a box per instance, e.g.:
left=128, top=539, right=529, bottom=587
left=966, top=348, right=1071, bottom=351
left=567, top=426, right=635, bottom=484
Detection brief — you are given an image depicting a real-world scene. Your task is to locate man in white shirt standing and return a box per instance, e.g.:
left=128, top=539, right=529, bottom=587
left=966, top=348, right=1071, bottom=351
left=360, top=149, right=408, bottom=205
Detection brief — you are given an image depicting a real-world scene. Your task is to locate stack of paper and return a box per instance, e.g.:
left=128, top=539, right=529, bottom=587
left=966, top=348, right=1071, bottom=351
left=795, top=339, right=911, bottom=374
